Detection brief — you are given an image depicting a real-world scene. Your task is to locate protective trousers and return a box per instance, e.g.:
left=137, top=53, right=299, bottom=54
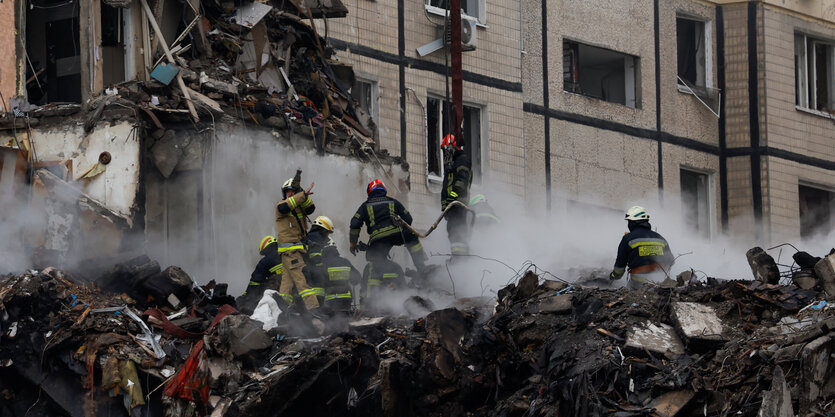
left=278, top=250, right=319, bottom=310
left=445, top=205, right=469, bottom=256
left=367, top=232, right=427, bottom=272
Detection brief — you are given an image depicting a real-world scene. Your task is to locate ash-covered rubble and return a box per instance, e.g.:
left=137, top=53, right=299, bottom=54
left=4, top=250, right=835, bottom=417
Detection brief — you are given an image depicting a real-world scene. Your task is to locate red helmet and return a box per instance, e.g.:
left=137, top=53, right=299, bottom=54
left=367, top=179, right=386, bottom=195
left=441, top=134, right=458, bottom=149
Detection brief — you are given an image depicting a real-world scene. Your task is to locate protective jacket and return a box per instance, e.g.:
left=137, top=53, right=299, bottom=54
left=303, top=226, right=332, bottom=267
left=441, top=150, right=472, bottom=210
left=275, top=192, right=315, bottom=243
left=321, top=247, right=360, bottom=303
left=349, top=189, right=413, bottom=246
left=236, top=248, right=282, bottom=314
left=470, top=199, right=499, bottom=227
left=612, top=221, right=674, bottom=278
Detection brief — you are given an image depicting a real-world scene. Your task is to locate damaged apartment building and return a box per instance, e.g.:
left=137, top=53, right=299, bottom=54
left=0, top=0, right=408, bottom=286
left=0, top=0, right=833, bottom=279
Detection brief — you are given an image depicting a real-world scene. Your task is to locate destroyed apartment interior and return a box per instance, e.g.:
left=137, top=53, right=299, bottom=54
left=2, top=0, right=835, bottom=416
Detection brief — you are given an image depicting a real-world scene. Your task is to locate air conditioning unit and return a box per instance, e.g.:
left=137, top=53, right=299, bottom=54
left=442, top=19, right=478, bottom=51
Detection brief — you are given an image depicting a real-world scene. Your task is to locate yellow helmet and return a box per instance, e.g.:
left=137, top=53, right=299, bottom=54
left=259, top=235, right=276, bottom=252
left=313, top=216, right=334, bottom=232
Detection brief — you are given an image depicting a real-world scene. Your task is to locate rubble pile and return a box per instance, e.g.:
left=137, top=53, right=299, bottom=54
left=3, top=260, right=835, bottom=417
left=15, top=0, right=382, bottom=159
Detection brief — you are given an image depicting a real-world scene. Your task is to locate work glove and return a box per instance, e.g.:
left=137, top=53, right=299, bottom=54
left=349, top=243, right=358, bottom=256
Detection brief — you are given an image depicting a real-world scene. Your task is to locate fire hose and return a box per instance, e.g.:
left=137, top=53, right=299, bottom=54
left=392, top=200, right=472, bottom=239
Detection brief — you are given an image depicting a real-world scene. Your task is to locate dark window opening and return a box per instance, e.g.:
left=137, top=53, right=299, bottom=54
left=796, top=33, right=834, bottom=112
left=25, top=0, right=82, bottom=104
left=676, top=17, right=706, bottom=89
left=680, top=169, right=710, bottom=238
left=426, top=97, right=482, bottom=182
left=562, top=40, right=639, bottom=108
left=814, top=43, right=831, bottom=112
left=799, top=185, right=833, bottom=239
left=101, top=2, right=126, bottom=87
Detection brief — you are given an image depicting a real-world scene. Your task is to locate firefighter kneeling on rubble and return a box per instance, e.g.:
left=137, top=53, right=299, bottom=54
left=302, top=215, right=335, bottom=305
left=275, top=171, right=319, bottom=311
left=236, top=235, right=283, bottom=315
left=320, top=244, right=361, bottom=313
left=349, top=179, right=428, bottom=295
left=609, top=206, right=674, bottom=290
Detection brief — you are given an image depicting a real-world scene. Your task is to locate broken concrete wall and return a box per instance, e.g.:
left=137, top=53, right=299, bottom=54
left=145, top=122, right=409, bottom=295
left=28, top=121, right=141, bottom=218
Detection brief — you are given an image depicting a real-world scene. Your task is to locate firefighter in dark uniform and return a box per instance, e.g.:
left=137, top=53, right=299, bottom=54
left=348, top=179, right=428, bottom=290
left=320, top=245, right=360, bottom=313
left=302, top=215, right=334, bottom=304
left=441, top=134, right=473, bottom=257
left=609, top=206, right=675, bottom=290
left=236, top=235, right=283, bottom=315
left=468, top=194, right=499, bottom=229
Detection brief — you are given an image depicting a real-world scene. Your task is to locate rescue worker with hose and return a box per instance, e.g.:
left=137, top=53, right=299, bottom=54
left=441, top=134, right=472, bottom=258
left=275, top=170, right=319, bottom=311
left=348, top=179, right=428, bottom=297
left=236, top=235, right=283, bottom=315
left=609, top=206, right=674, bottom=290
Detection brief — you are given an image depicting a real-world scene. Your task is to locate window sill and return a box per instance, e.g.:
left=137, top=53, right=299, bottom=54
left=424, top=5, right=487, bottom=28
left=561, top=90, right=639, bottom=110
left=796, top=105, right=834, bottom=120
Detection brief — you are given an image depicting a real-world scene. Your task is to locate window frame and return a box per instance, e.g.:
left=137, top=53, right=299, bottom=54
left=675, top=14, right=714, bottom=92
left=351, top=75, right=379, bottom=125
left=795, top=32, right=835, bottom=116
left=562, top=39, right=641, bottom=109
left=425, top=95, right=486, bottom=186
left=679, top=167, right=715, bottom=239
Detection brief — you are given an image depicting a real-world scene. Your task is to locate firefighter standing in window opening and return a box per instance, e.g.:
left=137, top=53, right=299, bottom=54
left=349, top=179, right=427, bottom=309
left=302, top=215, right=334, bottom=306
left=609, top=206, right=675, bottom=290
left=441, top=134, right=473, bottom=258
left=275, top=170, right=319, bottom=311
left=236, top=235, right=283, bottom=315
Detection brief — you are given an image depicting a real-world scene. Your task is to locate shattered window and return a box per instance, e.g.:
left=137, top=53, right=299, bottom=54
left=676, top=17, right=708, bottom=89
left=680, top=169, right=711, bottom=238
left=25, top=1, right=81, bottom=104
left=799, top=185, right=833, bottom=239
left=351, top=78, right=378, bottom=124
left=562, top=40, right=639, bottom=108
left=795, top=33, right=835, bottom=113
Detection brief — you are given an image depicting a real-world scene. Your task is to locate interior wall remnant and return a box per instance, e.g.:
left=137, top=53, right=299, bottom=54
left=25, top=0, right=82, bottom=104
left=29, top=121, right=141, bottom=218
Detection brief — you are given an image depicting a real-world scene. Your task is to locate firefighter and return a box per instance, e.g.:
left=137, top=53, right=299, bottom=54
left=236, top=235, right=282, bottom=315
left=320, top=244, right=360, bottom=313
left=468, top=194, right=499, bottom=230
left=609, top=206, right=675, bottom=290
left=275, top=170, right=319, bottom=311
left=348, top=179, right=428, bottom=286
left=302, top=215, right=334, bottom=304
left=441, top=134, right=472, bottom=257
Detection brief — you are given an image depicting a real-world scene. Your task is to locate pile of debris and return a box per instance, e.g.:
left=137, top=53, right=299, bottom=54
left=13, top=0, right=380, bottom=158
left=3, top=251, right=835, bottom=417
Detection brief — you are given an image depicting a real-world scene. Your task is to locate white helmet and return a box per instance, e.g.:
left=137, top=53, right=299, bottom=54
left=282, top=178, right=296, bottom=191
left=313, top=215, right=334, bottom=232
left=625, top=206, right=649, bottom=221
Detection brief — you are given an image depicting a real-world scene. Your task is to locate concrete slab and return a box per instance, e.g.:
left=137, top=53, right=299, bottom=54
left=758, top=366, right=794, bottom=417
left=538, top=294, right=573, bottom=314
left=625, top=321, right=685, bottom=358
left=671, top=302, right=727, bottom=342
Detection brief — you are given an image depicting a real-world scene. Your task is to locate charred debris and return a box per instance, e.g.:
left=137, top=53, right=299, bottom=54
left=4, top=247, right=835, bottom=417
